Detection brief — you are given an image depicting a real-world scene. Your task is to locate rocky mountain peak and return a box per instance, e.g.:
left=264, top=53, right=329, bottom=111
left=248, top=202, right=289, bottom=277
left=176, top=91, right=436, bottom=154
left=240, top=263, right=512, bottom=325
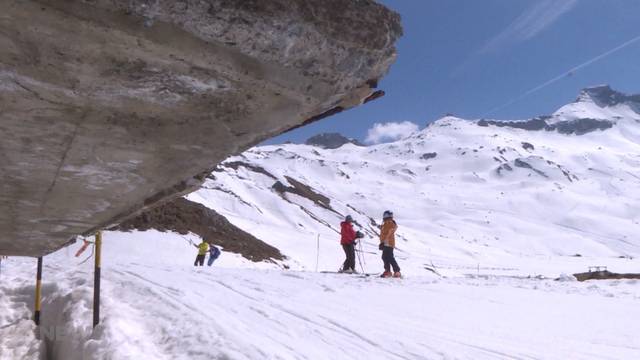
left=577, top=85, right=640, bottom=108
left=305, top=133, right=363, bottom=149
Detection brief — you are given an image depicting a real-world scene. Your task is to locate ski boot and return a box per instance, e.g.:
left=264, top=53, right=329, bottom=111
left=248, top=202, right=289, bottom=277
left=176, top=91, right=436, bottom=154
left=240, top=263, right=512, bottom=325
left=380, top=271, right=392, bottom=278
left=393, top=271, right=402, bottom=278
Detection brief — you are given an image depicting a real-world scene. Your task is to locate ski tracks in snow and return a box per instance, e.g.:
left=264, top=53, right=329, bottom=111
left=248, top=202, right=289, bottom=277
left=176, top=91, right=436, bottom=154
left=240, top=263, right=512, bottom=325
left=4, top=255, right=640, bottom=359
left=102, top=266, right=640, bottom=359
left=106, top=267, right=259, bottom=360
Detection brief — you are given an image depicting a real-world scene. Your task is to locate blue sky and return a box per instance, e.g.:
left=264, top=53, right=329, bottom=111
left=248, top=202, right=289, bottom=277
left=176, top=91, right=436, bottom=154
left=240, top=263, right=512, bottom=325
left=266, top=0, right=640, bottom=145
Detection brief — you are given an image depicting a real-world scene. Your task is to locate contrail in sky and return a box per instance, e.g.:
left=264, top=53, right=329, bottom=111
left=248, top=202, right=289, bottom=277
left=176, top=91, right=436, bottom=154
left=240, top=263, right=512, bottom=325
left=483, top=33, right=640, bottom=117
left=480, top=0, right=578, bottom=53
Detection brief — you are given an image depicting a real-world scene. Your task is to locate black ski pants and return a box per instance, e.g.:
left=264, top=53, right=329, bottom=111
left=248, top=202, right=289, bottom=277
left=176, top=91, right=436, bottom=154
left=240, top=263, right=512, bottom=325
left=382, top=246, right=400, bottom=273
left=342, top=243, right=356, bottom=271
left=194, top=254, right=205, bottom=266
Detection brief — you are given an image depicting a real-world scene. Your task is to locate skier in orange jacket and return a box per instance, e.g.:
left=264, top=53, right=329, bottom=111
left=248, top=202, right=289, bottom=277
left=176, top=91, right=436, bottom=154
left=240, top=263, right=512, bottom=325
left=379, top=210, right=401, bottom=278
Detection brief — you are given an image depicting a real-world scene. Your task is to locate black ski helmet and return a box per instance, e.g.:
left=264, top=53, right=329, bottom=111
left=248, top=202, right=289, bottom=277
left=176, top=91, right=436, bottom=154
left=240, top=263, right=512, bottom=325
left=345, top=215, right=353, bottom=222
left=383, top=210, right=393, bottom=219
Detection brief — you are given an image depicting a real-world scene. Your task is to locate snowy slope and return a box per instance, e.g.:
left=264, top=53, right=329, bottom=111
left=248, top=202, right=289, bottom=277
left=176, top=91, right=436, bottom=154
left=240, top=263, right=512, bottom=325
left=188, top=86, right=640, bottom=277
left=2, top=86, right=640, bottom=360
left=2, top=232, right=640, bottom=360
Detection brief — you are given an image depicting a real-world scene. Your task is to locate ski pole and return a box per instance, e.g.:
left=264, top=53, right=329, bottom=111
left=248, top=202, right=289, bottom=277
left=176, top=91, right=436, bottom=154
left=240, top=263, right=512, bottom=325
left=356, top=240, right=365, bottom=274
left=315, top=234, right=320, bottom=272
left=360, top=240, right=367, bottom=268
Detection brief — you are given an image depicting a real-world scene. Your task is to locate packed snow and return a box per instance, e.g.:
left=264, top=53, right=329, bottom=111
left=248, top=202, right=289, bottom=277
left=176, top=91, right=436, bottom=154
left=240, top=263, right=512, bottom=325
left=2, top=230, right=640, bottom=359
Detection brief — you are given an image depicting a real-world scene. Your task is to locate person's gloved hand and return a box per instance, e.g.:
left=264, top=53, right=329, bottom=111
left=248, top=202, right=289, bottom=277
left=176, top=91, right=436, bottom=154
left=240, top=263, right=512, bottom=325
left=379, top=243, right=384, bottom=251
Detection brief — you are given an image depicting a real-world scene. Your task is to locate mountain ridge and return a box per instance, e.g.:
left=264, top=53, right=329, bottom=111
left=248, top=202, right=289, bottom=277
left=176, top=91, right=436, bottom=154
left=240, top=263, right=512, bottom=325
left=179, top=86, right=640, bottom=274
left=117, top=86, right=640, bottom=275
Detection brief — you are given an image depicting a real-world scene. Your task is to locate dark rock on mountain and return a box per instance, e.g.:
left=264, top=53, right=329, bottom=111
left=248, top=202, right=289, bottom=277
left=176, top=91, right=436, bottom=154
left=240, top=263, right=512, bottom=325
left=578, top=85, right=640, bottom=109
left=421, top=152, right=438, bottom=160
left=113, top=198, right=284, bottom=262
left=514, top=159, right=548, bottom=178
left=305, top=133, right=363, bottom=149
left=220, top=161, right=277, bottom=180
left=522, top=142, right=534, bottom=151
left=551, top=119, right=613, bottom=135
left=477, top=117, right=613, bottom=135
left=496, top=163, right=513, bottom=176
left=477, top=118, right=548, bottom=131
left=273, top=176, right=334, bottom=212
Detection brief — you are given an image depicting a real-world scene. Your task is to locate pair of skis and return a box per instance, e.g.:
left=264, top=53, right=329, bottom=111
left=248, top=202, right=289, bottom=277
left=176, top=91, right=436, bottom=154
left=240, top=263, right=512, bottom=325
left=319, top=270, right=394, bottom=278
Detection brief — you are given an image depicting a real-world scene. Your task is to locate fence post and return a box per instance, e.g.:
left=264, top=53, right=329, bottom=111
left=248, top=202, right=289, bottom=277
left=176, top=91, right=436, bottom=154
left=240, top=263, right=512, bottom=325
left=93, top=231, right=102, bottom=328
left=34, top=257, right=43, bottom=325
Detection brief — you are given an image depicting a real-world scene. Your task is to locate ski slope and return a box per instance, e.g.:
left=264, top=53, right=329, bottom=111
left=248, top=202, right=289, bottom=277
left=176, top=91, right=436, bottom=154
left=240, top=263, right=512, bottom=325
left=2, top=230, right=640, bottom=360
left=2, top=86, right=640, bottom=359
left=188, top=86, right=640, bottom=277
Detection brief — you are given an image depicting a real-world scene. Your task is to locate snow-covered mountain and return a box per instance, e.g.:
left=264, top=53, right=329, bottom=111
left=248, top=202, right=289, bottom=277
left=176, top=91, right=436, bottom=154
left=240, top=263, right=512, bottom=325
left=3, top=86, right=640, bottom=360
left=187, top=85, right=640, bottom=276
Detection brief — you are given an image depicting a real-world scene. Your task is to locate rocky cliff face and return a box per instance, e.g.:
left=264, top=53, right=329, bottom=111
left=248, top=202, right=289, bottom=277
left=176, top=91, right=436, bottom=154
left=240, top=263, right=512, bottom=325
left=0, top=0, right=402, bottom=256
left=576, top=85, right=640, bottom=108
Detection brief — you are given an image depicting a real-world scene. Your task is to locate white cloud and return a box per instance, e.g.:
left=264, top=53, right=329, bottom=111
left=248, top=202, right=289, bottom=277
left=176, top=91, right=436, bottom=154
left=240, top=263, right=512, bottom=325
left=481, top=0, right=578, bottom=53
left=365, top=121, right=419, bottom=144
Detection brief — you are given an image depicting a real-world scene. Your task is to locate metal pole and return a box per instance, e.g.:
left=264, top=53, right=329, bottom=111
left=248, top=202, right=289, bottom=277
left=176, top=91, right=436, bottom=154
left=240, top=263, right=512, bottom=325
left=34, top=257, right=43, bottom=325
left=315, top=234, right=320, bottom=272
left=93, top=231, right=102, bottom=328
left=357, top=239, right=366, bottom=274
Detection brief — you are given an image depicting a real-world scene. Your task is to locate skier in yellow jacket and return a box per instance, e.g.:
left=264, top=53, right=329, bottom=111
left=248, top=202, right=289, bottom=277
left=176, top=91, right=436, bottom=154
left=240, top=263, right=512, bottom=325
left=379, top=210, right=401, bottom=278
left=193, top=239, right=209, bottom=266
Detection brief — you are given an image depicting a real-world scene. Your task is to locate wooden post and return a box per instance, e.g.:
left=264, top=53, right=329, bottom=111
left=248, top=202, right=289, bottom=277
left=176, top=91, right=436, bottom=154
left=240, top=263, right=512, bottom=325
left=34, top=257, right=43, bottom=325
left=93, top=231, right=102, bottom=328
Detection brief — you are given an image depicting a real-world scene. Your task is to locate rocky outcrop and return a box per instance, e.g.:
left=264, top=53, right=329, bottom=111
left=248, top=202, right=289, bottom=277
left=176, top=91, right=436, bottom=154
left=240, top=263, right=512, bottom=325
left=478, top=118, right=548, bottom=131
left=420, top=152, right=437, bottom=160
left=0, top=0, right=402, bottom=256
left=478, top=117, right=613, bottom=135
left=113, top=198, right=284, bottom=262
left=553, top=118, right=613, bottom=135
left=521, top=142, right=534, bottom=151
left=305, top=133, right=363, bottom=149
left=272, top=176, right=334, bottom=212
left=577, top=85, right=640, bottom=109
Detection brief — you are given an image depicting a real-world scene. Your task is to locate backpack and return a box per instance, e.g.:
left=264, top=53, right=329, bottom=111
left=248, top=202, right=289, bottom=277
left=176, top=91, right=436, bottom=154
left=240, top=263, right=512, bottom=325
left=210, top=246, right=221, bottom=260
